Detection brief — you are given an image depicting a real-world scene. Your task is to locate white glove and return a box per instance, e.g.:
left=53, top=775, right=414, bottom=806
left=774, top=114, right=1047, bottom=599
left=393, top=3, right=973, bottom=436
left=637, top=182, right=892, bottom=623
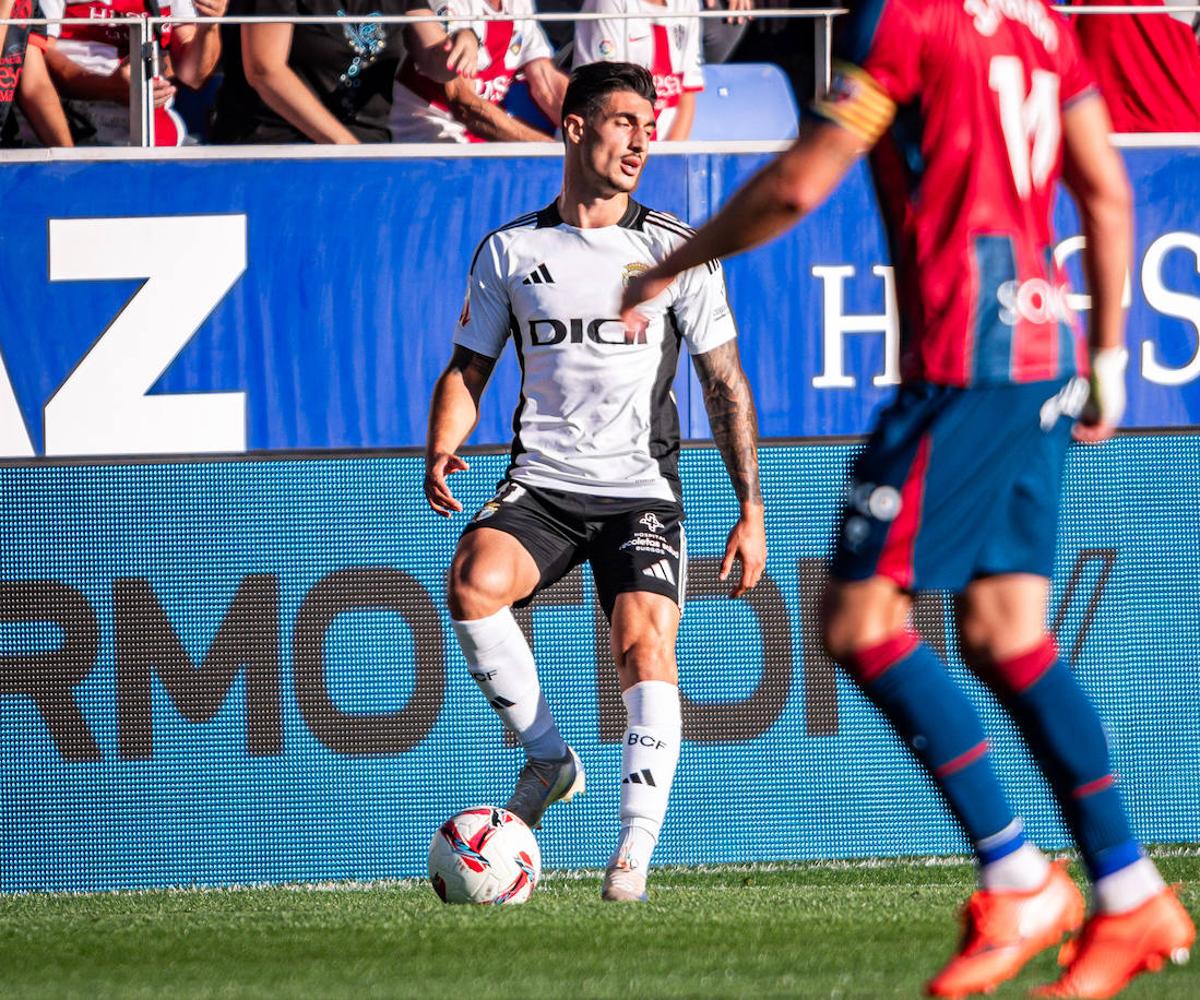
left=1082, top=346, right=1129, bottom=428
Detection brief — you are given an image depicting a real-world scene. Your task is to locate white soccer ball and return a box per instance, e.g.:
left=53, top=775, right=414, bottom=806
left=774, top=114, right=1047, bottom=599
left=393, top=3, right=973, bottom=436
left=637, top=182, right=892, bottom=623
left=428, top=806, right=541, bottom=904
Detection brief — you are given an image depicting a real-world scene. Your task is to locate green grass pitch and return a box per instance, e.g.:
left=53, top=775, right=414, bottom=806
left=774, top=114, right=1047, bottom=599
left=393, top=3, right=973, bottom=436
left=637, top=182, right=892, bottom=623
left=1, top=851, right=1196, bottom=999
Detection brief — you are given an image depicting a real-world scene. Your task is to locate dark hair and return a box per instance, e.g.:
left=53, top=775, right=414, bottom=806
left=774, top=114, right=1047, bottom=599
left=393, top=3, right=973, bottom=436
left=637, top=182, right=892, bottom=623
left=561, top=62, right=657, bottom=126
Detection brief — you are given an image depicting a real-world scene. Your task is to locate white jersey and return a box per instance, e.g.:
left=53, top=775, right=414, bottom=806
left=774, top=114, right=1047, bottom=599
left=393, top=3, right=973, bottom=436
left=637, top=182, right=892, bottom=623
left=456, top=200, right=737, bottom=503
left=390, top=0, right=553, bottom=143
left=573, top=0, right=703, bottom=138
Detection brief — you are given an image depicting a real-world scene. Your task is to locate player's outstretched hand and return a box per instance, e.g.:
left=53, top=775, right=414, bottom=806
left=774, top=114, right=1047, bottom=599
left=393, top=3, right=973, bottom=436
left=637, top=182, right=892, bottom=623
left=620, top=269, right=674, bottom=339
left=425, top=452, right=469, bottom=516
left=444, top=29, right=479, bottom=78
left=720, top=506, right=766, bottom=598
left=1074, top=346, right=1127, bottom=444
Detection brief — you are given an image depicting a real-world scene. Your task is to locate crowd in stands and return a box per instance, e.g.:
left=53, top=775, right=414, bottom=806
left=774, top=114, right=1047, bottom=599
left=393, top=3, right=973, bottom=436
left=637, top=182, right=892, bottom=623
left=0, top=0, right=1198, bottom=147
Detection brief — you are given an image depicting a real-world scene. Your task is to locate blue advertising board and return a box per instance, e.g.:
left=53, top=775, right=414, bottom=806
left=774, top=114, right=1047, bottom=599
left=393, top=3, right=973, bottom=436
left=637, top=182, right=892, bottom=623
left=0, top=146, right=1198, bottom=460
left=1, top=437, right=1198, bottom=891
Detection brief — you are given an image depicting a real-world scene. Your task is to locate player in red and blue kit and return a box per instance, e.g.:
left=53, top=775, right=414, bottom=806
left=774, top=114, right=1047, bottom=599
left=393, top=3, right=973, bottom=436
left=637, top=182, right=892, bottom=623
left=621, top=1, right=1195, bottom=995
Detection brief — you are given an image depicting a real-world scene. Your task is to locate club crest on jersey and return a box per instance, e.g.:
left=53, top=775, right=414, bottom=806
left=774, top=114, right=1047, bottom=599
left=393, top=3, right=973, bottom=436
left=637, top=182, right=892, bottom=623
left=599, top=38, right=615, bottom=57
left=510, top=34, right=523, bottom=56
left=622, top=262, right=650, bottom=287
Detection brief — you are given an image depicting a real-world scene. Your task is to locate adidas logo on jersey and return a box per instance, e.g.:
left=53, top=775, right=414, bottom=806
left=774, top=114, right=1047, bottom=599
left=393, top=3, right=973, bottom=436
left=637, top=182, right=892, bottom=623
left=622, top=769, right=657, bottom=786
left=522, top=263, right=555, bottom=285
left=642, top=559, right=676, bottom=585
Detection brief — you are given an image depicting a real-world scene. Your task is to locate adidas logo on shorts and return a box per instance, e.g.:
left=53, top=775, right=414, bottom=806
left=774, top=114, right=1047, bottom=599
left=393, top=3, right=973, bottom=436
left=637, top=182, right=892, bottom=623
left=642, top=559, right=676, bottom=585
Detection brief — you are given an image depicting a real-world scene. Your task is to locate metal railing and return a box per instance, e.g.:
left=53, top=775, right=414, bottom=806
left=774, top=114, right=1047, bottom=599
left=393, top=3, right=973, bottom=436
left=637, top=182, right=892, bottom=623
left=0, top=4, right=1197, bottom=148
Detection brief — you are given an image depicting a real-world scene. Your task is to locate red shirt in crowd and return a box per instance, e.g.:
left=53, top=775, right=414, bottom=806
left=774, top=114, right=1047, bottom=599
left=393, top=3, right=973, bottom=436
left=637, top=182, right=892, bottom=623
left=1070, top=0, right=1200, bottom=132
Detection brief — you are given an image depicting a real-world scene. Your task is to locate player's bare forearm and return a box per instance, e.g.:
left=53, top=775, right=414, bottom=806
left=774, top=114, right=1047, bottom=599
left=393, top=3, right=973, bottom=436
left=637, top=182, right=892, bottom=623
left=427, top=346, right=495, bottom=457
left=695, top=340, right=762, bottom=508
left=696, top=342, right=766, bottom=596
left=647, top=124, right=860, bottom=278
left=1062, top=95, right=1132, bottom=441
left=425, top=347, right=496, bottom=516
left=1062, top=95, right=1132, bottom=354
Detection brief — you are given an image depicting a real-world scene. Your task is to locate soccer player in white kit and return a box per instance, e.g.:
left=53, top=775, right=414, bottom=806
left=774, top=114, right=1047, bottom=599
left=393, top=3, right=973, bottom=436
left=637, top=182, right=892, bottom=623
left=424, top=62, right=765, bottom=902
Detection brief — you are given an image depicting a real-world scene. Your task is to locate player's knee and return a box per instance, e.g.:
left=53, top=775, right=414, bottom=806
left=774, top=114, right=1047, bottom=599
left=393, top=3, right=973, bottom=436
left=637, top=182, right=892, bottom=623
left=956, top=614, right=1044, bottom=672
left=820, top=600, right=893, bottom=666
left=955, top=618, right=993, bottom=671
left=820, top=579, right=910, bottom=666
left=820, top=613, right=860, bottom=666
left=447, top=554, right=515, bottom=620
left=616, top=636, right=676, bottom=685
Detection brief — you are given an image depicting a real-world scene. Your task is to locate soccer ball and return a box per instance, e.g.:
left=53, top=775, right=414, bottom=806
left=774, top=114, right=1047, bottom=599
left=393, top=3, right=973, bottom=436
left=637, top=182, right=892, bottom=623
left=428, top=806, right=541, bottom=904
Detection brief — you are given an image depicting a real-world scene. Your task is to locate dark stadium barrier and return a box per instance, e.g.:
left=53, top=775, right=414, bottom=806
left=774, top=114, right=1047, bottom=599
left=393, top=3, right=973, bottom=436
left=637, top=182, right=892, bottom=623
left=0, top=144, right=1198, bottom=462
left=1, top=437, right=1199, bottom=890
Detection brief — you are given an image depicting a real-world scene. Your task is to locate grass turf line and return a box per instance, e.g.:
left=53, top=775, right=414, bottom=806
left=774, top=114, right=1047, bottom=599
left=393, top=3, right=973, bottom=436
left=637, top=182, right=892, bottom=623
left=0, top=854, right=1196, bottom=999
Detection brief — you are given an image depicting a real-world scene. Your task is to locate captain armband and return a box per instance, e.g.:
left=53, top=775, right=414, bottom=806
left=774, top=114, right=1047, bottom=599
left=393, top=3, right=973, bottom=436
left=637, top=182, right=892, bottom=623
left=812, top=62, right=898, bottom=146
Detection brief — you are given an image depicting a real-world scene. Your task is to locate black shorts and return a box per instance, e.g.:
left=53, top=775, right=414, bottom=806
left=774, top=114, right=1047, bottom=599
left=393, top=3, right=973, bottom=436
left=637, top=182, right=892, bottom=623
left=461, top=480, right=686, bottom=619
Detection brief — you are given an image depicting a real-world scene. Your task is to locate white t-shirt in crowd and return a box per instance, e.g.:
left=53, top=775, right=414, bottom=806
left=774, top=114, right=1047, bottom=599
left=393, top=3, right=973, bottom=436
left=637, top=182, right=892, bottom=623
left=390, top=0, right=553, bottom=143
left=573, top=0, right=703, bottom=138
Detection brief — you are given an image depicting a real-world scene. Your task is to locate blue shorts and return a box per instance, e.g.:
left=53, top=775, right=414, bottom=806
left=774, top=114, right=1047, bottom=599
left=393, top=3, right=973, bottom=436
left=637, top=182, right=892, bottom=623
left=830, top=378, right=1085, bottom=593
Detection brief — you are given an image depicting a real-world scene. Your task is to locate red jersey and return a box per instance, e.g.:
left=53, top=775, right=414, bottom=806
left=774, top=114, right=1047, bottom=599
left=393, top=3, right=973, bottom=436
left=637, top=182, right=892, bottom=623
left=814, top=0, right=1097, bottom=387
left=1070, top=0, right=1200, bottom=133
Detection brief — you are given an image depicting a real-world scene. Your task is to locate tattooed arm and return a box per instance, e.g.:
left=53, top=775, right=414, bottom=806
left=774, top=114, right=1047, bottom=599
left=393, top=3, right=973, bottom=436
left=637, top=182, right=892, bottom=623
left=694, top=339, right=767, bottom=597
left=425, top=346, right=498, bottom=517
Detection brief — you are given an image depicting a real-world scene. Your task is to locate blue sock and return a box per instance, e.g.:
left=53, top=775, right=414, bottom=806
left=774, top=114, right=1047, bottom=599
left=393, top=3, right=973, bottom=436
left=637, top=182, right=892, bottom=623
left=987, top=638, right=1140, bottom=881
left=845, top=633, right=1021, bottom=859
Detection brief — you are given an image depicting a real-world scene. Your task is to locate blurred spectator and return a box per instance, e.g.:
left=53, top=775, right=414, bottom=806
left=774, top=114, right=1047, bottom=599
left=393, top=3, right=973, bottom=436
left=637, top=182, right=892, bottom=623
left=1, top=0, right=73, bottom=145
left=390, top=0, right=566, bottom=142
left=39, top=0, right=225, bottom=145
left=534, top=0, right=576, bottom=54
left=728, top=0, right=819, bottom=106
left=701, top=0, right=751, bottom=65
left=573, top=0, right=702, bottom=140
left=1070, top=0, right=1200, bottom=132
left=212, top=0, right=418, bottom=143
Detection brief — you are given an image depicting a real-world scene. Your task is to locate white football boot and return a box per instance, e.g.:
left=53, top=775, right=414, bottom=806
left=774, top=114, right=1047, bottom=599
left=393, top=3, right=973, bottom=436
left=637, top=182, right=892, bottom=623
left=602, top=839, right=650, bottom=903
left=504, top=747, right=585, bottom=829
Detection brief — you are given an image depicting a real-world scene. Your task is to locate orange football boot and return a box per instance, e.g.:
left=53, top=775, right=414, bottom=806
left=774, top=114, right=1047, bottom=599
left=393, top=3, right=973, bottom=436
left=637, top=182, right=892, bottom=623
left=1033, top=885, right=1194, bottom=998
left=926, top=860, right=1085, bottom=998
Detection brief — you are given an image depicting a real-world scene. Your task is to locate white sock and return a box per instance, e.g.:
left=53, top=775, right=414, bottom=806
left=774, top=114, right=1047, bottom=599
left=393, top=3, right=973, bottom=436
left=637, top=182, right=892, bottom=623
left=452, top=608, right=567, bottom=762
left=980, top=839, right=1052, bottom=893
left=1094, top=856, right=1166, bottom=915
left=612, top=680, right=681, bottom=871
